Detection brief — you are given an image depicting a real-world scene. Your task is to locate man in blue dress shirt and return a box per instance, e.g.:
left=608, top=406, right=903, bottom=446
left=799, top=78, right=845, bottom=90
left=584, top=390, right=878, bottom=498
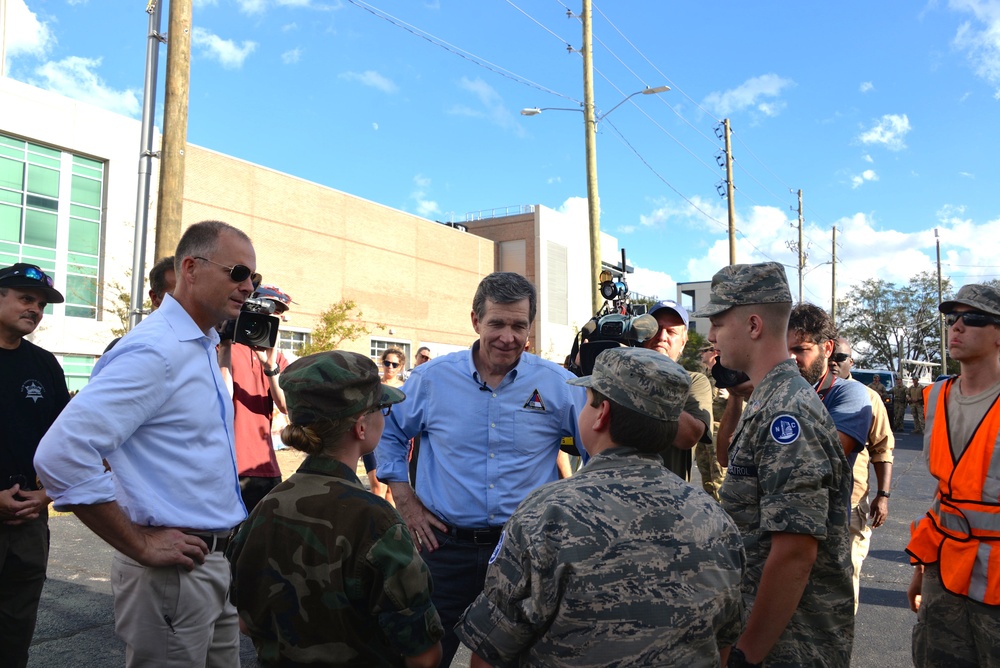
left=35, top=220, right=255, bottom=667
left=376, top=271, right=584, bottom=665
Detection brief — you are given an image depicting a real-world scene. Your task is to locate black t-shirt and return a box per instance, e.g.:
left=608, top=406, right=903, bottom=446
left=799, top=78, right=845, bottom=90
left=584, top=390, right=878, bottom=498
left=1, top=339, right=70, bottom=490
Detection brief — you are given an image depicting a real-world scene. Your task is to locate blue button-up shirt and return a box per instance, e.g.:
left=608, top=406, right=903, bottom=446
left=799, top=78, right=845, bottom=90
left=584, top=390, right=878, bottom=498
left=376, top=346, right=585, bottom=528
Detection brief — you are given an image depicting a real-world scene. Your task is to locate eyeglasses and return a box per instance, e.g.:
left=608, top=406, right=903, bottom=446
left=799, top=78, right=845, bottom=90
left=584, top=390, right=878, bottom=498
left=364, top=403, right=392, bottom=417
left=193, top=256, right=261, bottom=285
left=830, top=352, right=851, bottom=363
left=416, top=353, right=430, bottom=361
left=945, top=311, right=1000, bottom=328
left=0, top=266, right=54, bottom=287
left=383, top=360, right=400, bottom=368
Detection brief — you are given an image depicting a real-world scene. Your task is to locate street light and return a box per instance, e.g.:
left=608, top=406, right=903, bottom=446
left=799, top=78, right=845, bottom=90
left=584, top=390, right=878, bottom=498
left=522, top=85, right=669, bottom=312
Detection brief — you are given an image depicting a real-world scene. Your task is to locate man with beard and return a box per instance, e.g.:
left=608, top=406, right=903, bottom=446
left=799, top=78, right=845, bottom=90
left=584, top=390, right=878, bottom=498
left=787, top=304, right=872, bottom=461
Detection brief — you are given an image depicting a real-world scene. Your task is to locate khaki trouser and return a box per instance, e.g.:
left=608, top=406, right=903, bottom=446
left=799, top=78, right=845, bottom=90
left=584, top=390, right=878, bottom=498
left=850, top=494, right=871, bottom=614
left=911, top=402, right=925, bottom=433
left=112, top=550, right=239, bottom=667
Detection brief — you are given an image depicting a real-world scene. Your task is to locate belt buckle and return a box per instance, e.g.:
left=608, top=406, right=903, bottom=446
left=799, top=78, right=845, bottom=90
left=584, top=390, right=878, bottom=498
left=473, top=528, right=495, bottom=545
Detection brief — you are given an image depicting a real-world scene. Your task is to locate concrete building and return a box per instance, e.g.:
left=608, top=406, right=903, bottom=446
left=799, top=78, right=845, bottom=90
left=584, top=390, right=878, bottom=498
left=677, top=279, right=711, bottom=335
left=1, top=76, right=596, bottom=384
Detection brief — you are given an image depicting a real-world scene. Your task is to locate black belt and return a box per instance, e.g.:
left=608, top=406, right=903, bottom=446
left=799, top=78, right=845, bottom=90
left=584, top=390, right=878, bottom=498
left=443, top=525, right=504, bottom=545
left=183, top=531, right=234, bottom=553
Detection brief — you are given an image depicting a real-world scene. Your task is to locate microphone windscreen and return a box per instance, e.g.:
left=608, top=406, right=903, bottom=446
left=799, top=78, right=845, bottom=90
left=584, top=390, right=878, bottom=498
left=580, top=318, right=598, bottom=340
left=631, top=314, right=659, bottom=343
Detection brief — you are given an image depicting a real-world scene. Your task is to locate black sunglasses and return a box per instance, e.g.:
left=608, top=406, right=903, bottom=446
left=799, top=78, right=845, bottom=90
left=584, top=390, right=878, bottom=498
left=383, top=360, right=400, bottom=368
left=194, top=256, right=261, bottom=285
left=945, top=312, right=1000, bottom=328
left=830, top=352, right=851, bottom=363
left=0, top=266, right=54, bottom=287
left=364, top=403, right=392, bottom=418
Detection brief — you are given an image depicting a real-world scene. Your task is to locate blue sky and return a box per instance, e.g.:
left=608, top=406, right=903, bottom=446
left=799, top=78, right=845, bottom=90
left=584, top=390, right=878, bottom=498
left=4, top=0, right=1000, bottom=308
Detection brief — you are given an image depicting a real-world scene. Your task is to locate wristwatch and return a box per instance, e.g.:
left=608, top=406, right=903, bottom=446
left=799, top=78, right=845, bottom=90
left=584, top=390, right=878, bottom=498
left=877, top=490, right=891, bottom=499
left=263, top=364, right=280, bottom=377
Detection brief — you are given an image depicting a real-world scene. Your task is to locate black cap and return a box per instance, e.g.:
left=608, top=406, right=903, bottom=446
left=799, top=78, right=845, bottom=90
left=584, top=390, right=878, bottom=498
left=0, top=263, right=65, bottom=303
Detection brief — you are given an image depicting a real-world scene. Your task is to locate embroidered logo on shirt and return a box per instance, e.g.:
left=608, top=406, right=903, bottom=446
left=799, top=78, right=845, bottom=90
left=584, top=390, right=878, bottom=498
left=489, top=530, right=506, bottom=564
left=21, top=379, right=45, bottom=403
left=770, top=414, right=801, bottom=445
left=523, top=389, right=546, bottom=411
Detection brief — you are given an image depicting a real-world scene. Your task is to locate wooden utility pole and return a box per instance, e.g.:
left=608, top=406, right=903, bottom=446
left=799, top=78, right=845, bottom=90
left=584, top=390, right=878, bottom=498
left=724, top=119, right=736, bottom=265
left=581, top=0, right=602, bottom=313
left=936, top=228, right=946, bottom=376
left=154, top=0, right=192, bottom=260
left=831, top=225, right=837, bottom=326
left=796, top=189, right=804, bottom=303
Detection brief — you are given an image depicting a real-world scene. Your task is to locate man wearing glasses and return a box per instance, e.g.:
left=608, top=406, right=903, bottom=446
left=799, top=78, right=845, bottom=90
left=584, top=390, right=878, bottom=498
left=907, top=284, right=1000, bottom=666
left=0, top=263, right=69, bottom=668
left=36, top=221, right=255, bottom=667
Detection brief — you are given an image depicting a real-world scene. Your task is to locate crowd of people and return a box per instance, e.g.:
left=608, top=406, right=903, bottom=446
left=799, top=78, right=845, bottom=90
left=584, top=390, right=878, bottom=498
left=3, top=220, right=1000, bottom=667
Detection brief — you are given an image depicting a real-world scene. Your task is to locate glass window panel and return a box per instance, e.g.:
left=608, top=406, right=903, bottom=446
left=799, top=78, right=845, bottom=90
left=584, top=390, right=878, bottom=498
left=26, top=195, right=57, bottom=211
left=70, top=204, right=100, bottom=220
left=21, top=248, right=55, bottom=262
left=0, top=157, right=24, bottom=190
left=27, top=165, right=59, bottom=197
left=28, top=155, right=60, bottom=169
left=0, top=254, right=19, bottom=268
left=24, top=209, right=57, bottom=248
left=0, top=205, right=20, bottom=242
left=0, top=135, right=23, bottom=149
left=67, top=252, right=99, bottom=267
left=0, top=146, right=23, bottom=159
left=73, top=155, right=103, bottom=171
left=67, top=262, right=98, bottom=277
left=65, top=305, right=96, bottom=319
left=68, top=218, right=100, bottom=255
left=0, top=189, right=21, bottom=204
left=27, top=143, right=59, bottom=159
left=71, top=175, right=101, bottom=207
left=66, top=274, right=97, bottom=307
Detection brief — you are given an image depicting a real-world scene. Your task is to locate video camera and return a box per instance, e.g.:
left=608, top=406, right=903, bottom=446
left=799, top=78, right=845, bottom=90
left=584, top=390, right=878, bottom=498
left=220, top=286, right=290, bottom=348
left=567, top=250, right=659, bottom=376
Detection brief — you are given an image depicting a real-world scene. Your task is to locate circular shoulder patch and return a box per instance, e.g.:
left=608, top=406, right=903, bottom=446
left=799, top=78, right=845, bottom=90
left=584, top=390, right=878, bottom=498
left=769, top=414, right=801, bottom=445
left=489, top=530, right=506, bottom=564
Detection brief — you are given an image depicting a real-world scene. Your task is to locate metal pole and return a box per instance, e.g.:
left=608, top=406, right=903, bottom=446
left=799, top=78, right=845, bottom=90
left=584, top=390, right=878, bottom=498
left=797, top=189, right=804, bottom=303
left=582, top=0, right=601, bottom=313
left=155, top=0, right=192, bottom=262
left=831, top=225, right=837, bottom=326
left=936, top=228, right=946, bottom=376
left=724, top=119, right=736, bottom=265
left=128, top=1, right=164, bottom=331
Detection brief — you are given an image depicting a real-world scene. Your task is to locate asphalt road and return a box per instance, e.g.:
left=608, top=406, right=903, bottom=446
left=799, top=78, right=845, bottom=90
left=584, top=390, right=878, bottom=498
left=28, top=416, right=932, bottom=667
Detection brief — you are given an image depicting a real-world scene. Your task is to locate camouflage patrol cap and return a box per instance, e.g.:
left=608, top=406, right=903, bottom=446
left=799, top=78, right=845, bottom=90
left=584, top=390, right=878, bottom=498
left=279, top=350, right=405, bottom=424
left=691, top=261, right=792, bottom=318
left=567, top=347, right=690, bottom=422
left=939, top=283, right=1000, bottom=318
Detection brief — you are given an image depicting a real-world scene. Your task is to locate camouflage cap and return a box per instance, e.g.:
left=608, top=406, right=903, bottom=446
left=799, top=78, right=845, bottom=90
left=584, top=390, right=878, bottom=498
left=691, top=261, right=792, bottom=318
left=567, top=347, right=690, bottom=422
left=279, top=350, right=405, bottom=424
left=939, top=283, right=1000, bottom=318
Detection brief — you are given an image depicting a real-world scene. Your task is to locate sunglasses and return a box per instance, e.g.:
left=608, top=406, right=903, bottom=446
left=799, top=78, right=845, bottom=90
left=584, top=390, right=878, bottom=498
left=945, top=311, right=1000, bottom=328
left=383, top=360, right=400, bottom=368
left=0, top=266, right=54, bottom=287
left=363, top=403, right=393, bottom=418
left=830, top=352, right=851, bottom=363
left=194, top=256, right=262, bottom=285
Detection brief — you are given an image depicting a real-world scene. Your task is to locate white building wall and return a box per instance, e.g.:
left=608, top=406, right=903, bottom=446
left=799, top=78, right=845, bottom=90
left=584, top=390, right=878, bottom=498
left=535, top=205, right=591, bottom=362
left=0, top=76, right=157, bottom=358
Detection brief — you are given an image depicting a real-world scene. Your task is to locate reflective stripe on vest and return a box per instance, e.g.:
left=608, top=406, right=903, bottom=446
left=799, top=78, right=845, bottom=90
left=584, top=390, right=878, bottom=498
left=906, top=377, right=1000, bottom=605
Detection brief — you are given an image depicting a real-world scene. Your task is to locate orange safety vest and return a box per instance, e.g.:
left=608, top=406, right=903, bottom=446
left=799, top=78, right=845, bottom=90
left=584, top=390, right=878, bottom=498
left=906, top=377, right=1000, bottom=605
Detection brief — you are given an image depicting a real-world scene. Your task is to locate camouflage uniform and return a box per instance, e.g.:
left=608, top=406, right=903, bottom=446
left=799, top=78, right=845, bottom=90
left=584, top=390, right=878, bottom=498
left=908, top=384, right=925, bottom=433
left=228, top=455, right=443, bottom=666
left=662, top=369, right=714, bottom=482
left=694, top=369, right=728, bottom=501
left=892, top=384, right=908, bottom=431
left=721, top=358, right=854, bottom=667
left=456, top=448, right=746, bottom=667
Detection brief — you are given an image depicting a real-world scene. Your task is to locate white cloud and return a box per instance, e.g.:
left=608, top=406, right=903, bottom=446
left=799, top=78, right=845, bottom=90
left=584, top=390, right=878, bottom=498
left=339, top=70, right=398, bottom=93
left=191, top=27, right=257, bottom=69
left=4, top=0, right=55, bottom=63
left=851, top=169, right=879, bottom=188
left=372, top=122, right=379, bottom=130
left=627, top=266, right=676, bottom=301
left=859, top=81, right=875, bottom=93
left=547, top=176, right=561, bottom=185
left=949, top=0, right=1000, bottom=96
left=862, top=154, right=874, bottom=163
left=702, top=74, right=795, bottom=117
left=30, top=57, right=140, bottom=117
left=282, top=23, right=299, bottom=32
left=450, top=77, right=524, bottom=135
left=236, top=0, right=268, bottom=13
left=281, top=48, right=302, bottom=64
left=858, top=113, right=911, bottom=151
left=411, top=174, right=439, bottom=217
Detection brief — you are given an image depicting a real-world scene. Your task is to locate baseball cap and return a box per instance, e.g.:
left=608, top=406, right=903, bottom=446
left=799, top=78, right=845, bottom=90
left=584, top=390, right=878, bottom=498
left=939, top=284, right=1000, bottom=318
left=0, top=263, right=65, bottom=303
left=279, top=350, right=405, bottom=424
left=252, top=284, right=292, bottom=314
left=567, top=347, right=690, bottom=422
left=692, top=262, right=791, bottom=318
left=648, top=299, right=689, bottom=327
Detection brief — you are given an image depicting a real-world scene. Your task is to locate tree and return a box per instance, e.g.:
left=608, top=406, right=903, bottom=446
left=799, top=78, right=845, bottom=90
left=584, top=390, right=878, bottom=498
left=103, top=278, right=151, bottom=339
left=680, top=330, right=708, bottom=373
left=837, top=272, right=953, bottom=374
left=298, top=299, right=380, bottom=356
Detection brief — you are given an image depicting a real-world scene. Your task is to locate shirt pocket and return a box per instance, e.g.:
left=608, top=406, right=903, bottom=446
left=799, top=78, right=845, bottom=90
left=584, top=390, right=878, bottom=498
left=511, top=409, right=557, bottom=456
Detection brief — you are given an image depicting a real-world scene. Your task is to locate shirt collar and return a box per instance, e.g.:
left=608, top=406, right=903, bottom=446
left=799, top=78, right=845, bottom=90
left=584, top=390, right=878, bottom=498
left=468, top=340, right=526, bottom=386
left=296, top=454, right=364, bottom=486
left=158, top=294, right=221, bottom=345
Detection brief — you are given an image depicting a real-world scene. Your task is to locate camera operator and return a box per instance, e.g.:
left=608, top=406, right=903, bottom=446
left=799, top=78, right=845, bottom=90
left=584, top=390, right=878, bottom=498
left=640, top=300, right=713, bottom=482
left=218, top=284, right=292, bottom=512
